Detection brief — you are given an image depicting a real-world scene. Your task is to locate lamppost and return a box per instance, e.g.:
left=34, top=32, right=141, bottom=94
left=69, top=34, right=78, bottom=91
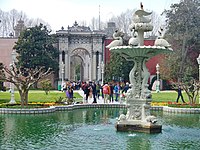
left=197, top=54, right=200, bottom=79
left=197, top=54, right=200, bottom=104
left=101, top=61, right=104, bottom=85
left=9, top=50, right=17, bottom=104
left=61, top=61, right=65, bottom=91
left=156, top=63, right=160, bottom=93
left=97, top=65, right=100, bottom=81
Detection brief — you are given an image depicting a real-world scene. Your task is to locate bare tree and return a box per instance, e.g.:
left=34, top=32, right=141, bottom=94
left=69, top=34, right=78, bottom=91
left=146, top=11, right=164, bottom=37
left=0, top=9, right=50, bottom=37
left=172, top=80, right=200, bottom=104
left=90, top=17, right=98, bottom=30
left=108, top=9, right=134, bottom=36
left=89, top=17, right=106, bottom=30
left=77, top=20, right=87, bottom=27
left=0, top=63, right=52, bottom=106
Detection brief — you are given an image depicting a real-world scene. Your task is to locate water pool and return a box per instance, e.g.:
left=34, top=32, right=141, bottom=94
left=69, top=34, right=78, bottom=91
left=0, top=108, right=200, bottom=150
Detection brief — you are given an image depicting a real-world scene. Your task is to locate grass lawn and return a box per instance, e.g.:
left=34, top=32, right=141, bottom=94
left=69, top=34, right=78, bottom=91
left=0, top=90, right=82, bottom=104
left=0, top=90, right=198, bottom=104
left=151, top=91, right=190, bottom=103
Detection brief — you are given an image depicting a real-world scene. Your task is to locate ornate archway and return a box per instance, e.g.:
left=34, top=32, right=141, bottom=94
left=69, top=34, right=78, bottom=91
left=56, top=21, right=106, bottom=83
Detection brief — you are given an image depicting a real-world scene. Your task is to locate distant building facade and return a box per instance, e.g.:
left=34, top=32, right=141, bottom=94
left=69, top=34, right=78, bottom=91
left=0, top=19, right=26, bottom=69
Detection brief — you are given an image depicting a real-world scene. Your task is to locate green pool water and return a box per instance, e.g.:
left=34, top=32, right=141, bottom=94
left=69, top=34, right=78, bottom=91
left=0, top=108, right=200, bottom=150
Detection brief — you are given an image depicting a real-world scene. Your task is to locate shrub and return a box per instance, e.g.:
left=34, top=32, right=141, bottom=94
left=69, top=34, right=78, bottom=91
left=40, top=79, right=52, bottom=95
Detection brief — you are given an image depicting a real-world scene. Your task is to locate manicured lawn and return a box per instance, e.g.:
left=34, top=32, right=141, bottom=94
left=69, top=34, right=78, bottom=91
left=151, top=91, right=190, bottom=103
left=0, top=90, right=82, bottom=104
left=0, top=90, right=198, bottom=104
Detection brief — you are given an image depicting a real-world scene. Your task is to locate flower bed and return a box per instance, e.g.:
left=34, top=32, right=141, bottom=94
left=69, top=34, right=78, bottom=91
left=151, top=102, right=168, bottom=106
left=151, top=101, right=200, bottom=108
left=0, top=102, right=57, bottom=108
left=168, top=102, right=200, bottom=108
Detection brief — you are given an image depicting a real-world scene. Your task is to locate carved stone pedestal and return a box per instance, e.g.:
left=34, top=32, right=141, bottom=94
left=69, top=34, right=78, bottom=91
left=115, top=98, right=162, bottom=133
left=115, top=122, right=162, bottom=134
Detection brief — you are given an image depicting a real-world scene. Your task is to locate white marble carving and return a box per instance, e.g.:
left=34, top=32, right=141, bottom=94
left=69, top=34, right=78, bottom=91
left=109, top=4, right=173, bottom=128
left=106, top=30, right=123, bottom=49
left=128, top=29, right=139, bottom=46
left=154, top=27, right=171, bottom=48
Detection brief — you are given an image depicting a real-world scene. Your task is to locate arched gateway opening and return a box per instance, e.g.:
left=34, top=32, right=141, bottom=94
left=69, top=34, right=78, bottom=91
left=70, top=48, right=90, bottom=81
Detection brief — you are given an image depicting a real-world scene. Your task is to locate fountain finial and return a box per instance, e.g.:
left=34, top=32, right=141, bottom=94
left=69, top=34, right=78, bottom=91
left=140, top=2, right=143, bottom=10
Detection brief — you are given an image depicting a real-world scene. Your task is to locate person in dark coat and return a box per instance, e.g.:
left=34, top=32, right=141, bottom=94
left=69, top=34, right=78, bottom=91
left=176, top=85, right=186, bottom=103
left=84, top=82, right=90, bottom=103
left=122, top=82, right=130, bottom=94
left=92, top=81, right=97, bottom=103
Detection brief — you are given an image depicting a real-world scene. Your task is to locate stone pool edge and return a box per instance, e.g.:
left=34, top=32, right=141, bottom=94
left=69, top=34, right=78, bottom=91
left=0, top=104, right=200, bottom=114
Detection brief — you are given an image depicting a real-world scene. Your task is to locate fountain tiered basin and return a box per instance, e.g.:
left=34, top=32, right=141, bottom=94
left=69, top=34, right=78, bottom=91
left=111, top=45, right=172, bottom=133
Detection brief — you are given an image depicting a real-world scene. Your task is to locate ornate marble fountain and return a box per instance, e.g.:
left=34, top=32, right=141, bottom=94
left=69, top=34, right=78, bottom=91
left=107, top=5, right=173, bottom=133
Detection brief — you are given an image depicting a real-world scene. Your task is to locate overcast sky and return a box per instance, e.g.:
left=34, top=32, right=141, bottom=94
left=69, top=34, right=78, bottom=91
left=1, top=0, right=180, bottom=32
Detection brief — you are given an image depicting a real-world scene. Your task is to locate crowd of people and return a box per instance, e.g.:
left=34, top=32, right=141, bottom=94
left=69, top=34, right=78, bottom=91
left=62, top=80, right=130, bottom=104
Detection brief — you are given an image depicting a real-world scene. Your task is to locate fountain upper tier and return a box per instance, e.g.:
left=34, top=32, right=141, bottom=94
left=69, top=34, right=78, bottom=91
left=109, top=8, right=173, bottom=57
left=110, top=45, right=173, bottom=60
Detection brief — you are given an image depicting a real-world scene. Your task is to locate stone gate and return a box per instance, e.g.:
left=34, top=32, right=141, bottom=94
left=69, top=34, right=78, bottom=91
left=56, top=21, right=106, bottom=83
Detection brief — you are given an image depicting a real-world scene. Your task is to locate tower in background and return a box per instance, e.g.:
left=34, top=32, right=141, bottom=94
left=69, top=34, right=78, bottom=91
left=14, top=19, right=26, bottom=38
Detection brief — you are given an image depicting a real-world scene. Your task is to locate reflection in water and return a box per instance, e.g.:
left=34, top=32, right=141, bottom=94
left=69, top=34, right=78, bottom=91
left=126, top=133, right=151, bottom=150
left=0, top=109, right=200, bottom=150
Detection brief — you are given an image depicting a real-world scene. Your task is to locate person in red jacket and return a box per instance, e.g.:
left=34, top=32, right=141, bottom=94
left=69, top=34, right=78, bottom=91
left=103, top=83, right=110, bottom=103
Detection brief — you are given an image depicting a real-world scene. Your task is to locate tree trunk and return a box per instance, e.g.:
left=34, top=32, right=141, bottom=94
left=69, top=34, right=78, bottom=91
left=19, top=89, right=29, bottom=107
left=183, top=82, right=199, bottom=104
left=178, top=26, right=189, bottom=82
left=33, top=82, right=38, bottom=89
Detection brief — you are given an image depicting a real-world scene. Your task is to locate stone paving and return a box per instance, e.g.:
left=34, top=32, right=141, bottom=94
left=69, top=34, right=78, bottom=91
left=76, top=90, right=125, bottom=104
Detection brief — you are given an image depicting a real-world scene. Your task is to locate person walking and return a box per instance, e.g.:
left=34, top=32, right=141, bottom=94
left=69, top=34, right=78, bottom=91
left=114, top=82, right=120, bottom=102
left=88, top=81, right=93, bottom=102
left=101, top=84, right=104, bottom=99
left=84, top=82, right=90, bottom=103
left=109, top=82, right=114, bottom=103
left=65, top=82, right=74, bottom=104
left=96, top=82, right=101, bottom=100
left=103, top=83, right=110, bottom=103
left=176, top=85, right=186, bottom=103
left=92, top=81, right=97, bottom=103
left=122, top=82, right=130, bottom=94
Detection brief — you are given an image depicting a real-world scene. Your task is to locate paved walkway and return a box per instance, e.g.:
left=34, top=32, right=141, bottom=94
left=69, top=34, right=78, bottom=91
left=76, top=90, right=125, bottom=104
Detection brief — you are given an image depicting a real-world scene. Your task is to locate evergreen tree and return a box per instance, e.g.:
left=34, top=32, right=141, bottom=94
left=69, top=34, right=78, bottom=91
left=14, top=23, right=59, bottom=72
left=162, top=0, right=200, bottom=81
left=105, top=53, right=133, bottom=82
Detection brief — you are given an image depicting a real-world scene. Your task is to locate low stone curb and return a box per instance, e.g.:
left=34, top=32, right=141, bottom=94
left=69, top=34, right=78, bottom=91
left=163, top=106, right=200, bottom=114
left=0, top=104, right=200, bottom=114
left=0, top=107, right=56, bottom=114
left=0, top=104, right=126, bottom=114
left=150, top=106, right=163, bottom=111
